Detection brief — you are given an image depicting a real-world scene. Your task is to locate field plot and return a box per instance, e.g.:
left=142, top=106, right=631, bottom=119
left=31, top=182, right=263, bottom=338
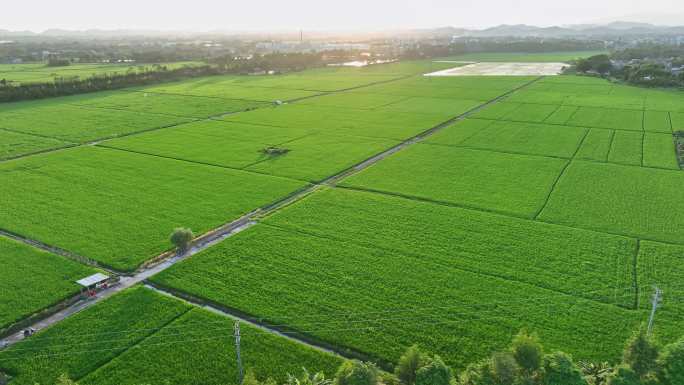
left=0, top=146, right=306, bottom=271
left=575, top=129, right=613, bottom=161
left=0, top=237, right=98, bottom=331
left=443, top=120, right=587, bottom=158
left=340, top=144, right=567, bottom=218
left=0, top=100, right=191, bottom=142
left=637, top=241, right=684, bottom=344
left=0, top=287, right=190, bottom=385
left=0, top=62, right=203, bottom=85
left=357, top=76, right=535, bottom=101
left=0, top=286, right=339, bottom=385
left=539, top=161, right=684, bottom=243
left=81, top=307, right=341, bottom=385
left=643, top=133, right=679, bottom=169
left=0, top=129, right=71, bottom=160
left=566, top=107, right=643, bottom=131
left=72, top=90, right=266, bottom=118
left=607, top=130, right=643, bottom=166
left=105, top=120, right=399, bottom=182
left=152, top=188, right=642, bottom=369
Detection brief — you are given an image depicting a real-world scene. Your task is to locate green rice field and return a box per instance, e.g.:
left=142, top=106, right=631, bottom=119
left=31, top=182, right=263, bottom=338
left=1, top=57, right=683, bottom=381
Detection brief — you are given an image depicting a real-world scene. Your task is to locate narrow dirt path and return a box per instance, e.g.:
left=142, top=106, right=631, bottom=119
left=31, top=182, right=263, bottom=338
left=0, top=75, right=544, bottom=357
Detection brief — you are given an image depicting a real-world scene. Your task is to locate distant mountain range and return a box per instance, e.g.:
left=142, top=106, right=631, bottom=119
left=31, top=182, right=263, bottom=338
left=2, top=21, right=684, bottom=39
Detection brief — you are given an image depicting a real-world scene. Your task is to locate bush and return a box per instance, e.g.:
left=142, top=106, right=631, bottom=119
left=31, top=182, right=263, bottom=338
left=541, top=352, right=586, bottom=385
left=169, top=227, right=194, bottom=253
left=622, top=329, right=659, bottom=379
left=658, top=338, right=684, bottom=385
left=491, top=352, right=518, bottom=385
left=334, top=360, right=379, bottom=385
left=607, top=366, right=640, bottom=385
left=460, top=360, right=496, bottom=385
left=415, top=355, right=452, bottom=385
left=395, top=345, right=426, bottom=385
left=512, top=330, right=544, bottom=375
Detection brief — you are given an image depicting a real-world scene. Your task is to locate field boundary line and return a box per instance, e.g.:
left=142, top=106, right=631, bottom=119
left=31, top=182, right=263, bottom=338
left=144, top=282, right=389, bottom=368
left=632, top=239, right=641, bottom=310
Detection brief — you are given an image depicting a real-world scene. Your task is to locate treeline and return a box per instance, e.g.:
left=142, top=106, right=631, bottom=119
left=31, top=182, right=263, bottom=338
left=570, top=46, right=684, bottom=88
left=0, top=52, right=350, bottom=103
left=399, top=39, right=605, bottom=60
left=46, top=328, right=684, bottom=385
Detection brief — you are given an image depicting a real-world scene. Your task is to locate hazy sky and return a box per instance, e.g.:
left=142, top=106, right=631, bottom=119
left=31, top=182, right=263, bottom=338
left=5, top=0, right=684, bottom=32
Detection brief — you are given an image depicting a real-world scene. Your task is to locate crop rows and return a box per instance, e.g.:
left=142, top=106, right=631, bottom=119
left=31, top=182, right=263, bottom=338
left=0, top=287, right=340, bottom=385
left=0, top=236, right=98, bottom=331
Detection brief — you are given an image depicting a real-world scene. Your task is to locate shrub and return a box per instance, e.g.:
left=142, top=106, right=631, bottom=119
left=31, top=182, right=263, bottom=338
left=512, top=330, right=544, bottom=375
left=395, top=345, right=426, bottom=385
left=607, top=366, right=640, bottom=385
left=622, top=329, right=659, bottom=379
left=169, top=227, right=194, bottom=253
left=334, top=360, right=379, bottom=385
left=491, top=352, right=518, bottom=385
left=460, top=360, right=496, bottom=385
left=415, top=355, right=452, bottom=385
left=542, top=352, right=586, bottom=385
left=657, top=338, right=684, bottom=385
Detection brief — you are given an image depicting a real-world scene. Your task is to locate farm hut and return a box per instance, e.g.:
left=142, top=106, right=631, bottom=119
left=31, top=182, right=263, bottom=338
left=76, top=273, right=110, bottom=297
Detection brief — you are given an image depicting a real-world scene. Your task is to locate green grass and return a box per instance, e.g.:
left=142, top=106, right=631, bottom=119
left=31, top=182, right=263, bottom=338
left=0, top=129, right=70, bottom=160
left=340, top=145, right=567, bottom=218
left=0, top=287, right=191, bottom=385
left=607, top=130, right=643, bottom=166
left=0, top=100, right=191, bottom=142
left=446, top=121, right=586, bottom=158
left=500, top=103, right=560, bottom=123
left=539, top=161, right=684, bottom=243
left=81, top=307, right=342, bottom=385
left=422, top=118, right=495, bottom=146
left=643, top=133, right=678, bottom=170
left=0, top=236, right=98, bottom=331
left=543, top=105, right=578, bottom=124
left=152, top=188, right=642, bottom=370
left=470, top=101, right=522, bottom=120
left=0, top=146, right=307, bottom=271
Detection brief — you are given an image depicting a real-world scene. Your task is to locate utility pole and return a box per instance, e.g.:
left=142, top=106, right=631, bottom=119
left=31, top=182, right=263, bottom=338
left=647, top=286, right=662, bottom=337
left=234, top=321, right=243, bottom=384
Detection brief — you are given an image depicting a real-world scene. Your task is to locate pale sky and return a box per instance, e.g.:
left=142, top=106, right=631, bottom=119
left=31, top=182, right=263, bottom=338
left=4, top=0, right=684, bottom=32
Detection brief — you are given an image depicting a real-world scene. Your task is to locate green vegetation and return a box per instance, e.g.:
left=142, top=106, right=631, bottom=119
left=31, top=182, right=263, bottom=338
left=439, top=51, right=606, bottom=63
left=539, top=161, right=684, bottom=243
left=341, top=145, right=567, bottom=218
left=0, top=287, right=341, bottom=385
left=0, top=146, right=306, bottom=271
left=0, top=129, right=70, bottom=160
left=0, top=236, right=98, bottom=330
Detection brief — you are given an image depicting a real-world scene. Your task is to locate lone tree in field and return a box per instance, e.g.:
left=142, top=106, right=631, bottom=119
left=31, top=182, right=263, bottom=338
left=170, top=227, right=194, bottom=254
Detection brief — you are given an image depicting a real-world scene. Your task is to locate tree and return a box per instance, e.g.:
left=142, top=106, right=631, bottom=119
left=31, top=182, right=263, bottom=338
left=490, top=352, right=518, bottom=385
left=287, top=368, right=332, bottom=385
left=622, top=329, right=659, bottom=379
left=395, top=345, right=426, bottom=385
left=0, top=372, right=7, bottom=385
left=579, top=361, right=613, bottom=385
left=512, top=330, right=544, bottom=376
left=460, top=360, right=496, bottom=385
left=607, top=366, right=640, bottom=385
left=415, top=355, right=452, bottom=385
left=657, top=338, right=684, bottom=385
left=56, top=374, right=79, bottom=385
left=334, top=360, right=379, bottom=385
left=542, top=352, right=586, bottom=385
left=170, top=227, right=194, bottom=254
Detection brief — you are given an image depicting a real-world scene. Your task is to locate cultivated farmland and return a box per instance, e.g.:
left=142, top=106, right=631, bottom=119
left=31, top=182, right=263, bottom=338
left=1, top=56, right=683, bottom=382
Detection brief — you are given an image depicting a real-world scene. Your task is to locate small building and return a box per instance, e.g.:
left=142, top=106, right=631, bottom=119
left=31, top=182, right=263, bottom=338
left=76, top=273, right=110, bottom=296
